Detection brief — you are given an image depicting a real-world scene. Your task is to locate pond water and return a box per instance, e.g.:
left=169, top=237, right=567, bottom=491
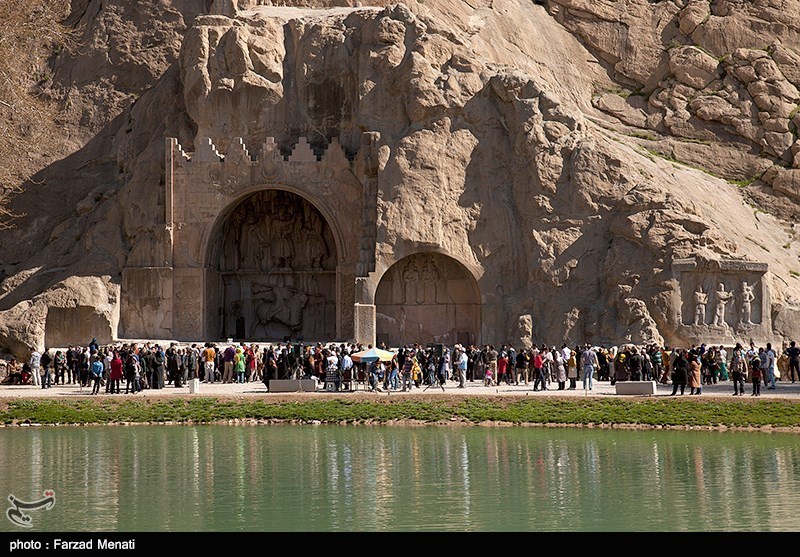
left=1, top=424, right=798, bottom=532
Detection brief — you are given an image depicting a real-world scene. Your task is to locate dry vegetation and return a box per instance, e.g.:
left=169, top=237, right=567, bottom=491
left=0, top=0, right=73, bottom=229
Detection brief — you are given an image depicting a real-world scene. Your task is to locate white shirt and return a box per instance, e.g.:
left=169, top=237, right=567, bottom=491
left=342, top=354, right=353, bottom=370
left=458, top=352, right=468, bottom=369
left=561, top=347, right=571, bottom=362
left=766, top=349, right=776, bottom=370
left=29, top=351, right=41, bottom=367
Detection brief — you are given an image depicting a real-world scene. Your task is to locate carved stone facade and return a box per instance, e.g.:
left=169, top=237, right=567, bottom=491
left=374, top=253, right=481, bottom=347
left=121, top=135, right=369, bottom=342
left=673, top=258, right=772, bottom=345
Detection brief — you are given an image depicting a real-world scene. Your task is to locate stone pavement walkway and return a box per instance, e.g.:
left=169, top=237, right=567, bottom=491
left=2, top=378, right=800, bottom=400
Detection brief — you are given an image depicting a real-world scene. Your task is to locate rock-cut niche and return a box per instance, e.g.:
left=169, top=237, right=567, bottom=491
left=207, top=190, right=337, bottom=341
left=375, top=253, right=481, bottom=348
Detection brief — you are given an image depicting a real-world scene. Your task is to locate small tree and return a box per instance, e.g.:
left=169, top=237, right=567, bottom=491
left=0, top=0, right=74, bottom=229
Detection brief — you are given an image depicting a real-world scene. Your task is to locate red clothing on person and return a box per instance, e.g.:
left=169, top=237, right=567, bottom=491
left=498, top=357, right=508, bottom=378
left=110, top=356, right=124, bottom=380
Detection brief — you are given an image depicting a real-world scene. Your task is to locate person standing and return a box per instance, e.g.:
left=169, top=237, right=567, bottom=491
left=750, top=356, right=762, bottom=396
left=202, top=343, right=216, bottom=383
left=765, top=342, right=777, bottom=390
left=124, top=352, right=139, bottom=394
left=497, top=346, right=508, bottom=386
left=165, top=343, right=181, bottom=388
left=234, top=347, right=246, bottom=384
left=567, top=349, right=578, bottom=389
left=79, top=347, right=90, bottom=388
left=716, top=345, right=729, bottom=382
left=670, top=350, right=688, bottom=395
left=151, top=345, right=166, bottom=390
left=437, top=347, right=450, bottom=391
left=485, top=345, right=498, bottom=386
left=649, top=345, right=663, bottom=384
left=553, top=347, right=567, bottom=390
left=532, top=350, right=545, bottom=391
left=730, top=343, right=747, bottom=396
left=580, top=344, right=598, bottom=391
left=186, top=344, right=199, bottom=381
left=39, top=348, right=52, bottom=389
left=326, top=349, right=340, bottom=391
left=28, top=348, right=42, bottom=387
left=223, top=344, right=236, bottom=383
left=53, top=350, right=66, bottom=385
left=628, top=347, right=643, bottom=381
left=784, top=341, right=800, bottom=383
left=91, top=355, right=104, bottom=395
left=457, top=347, right=468, bottom=388
left=341, top=350, right=354, bottom=391
left=109, top=351, right=123, bottom=394
left=506, top=345, right=517, bottom=384
left=688, top=350, right=702, bottom=395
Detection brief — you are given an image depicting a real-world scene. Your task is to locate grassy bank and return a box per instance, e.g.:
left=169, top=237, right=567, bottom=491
left=2, top=396, right=800, bottom=430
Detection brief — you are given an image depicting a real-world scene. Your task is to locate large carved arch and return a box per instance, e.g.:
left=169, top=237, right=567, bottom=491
left=205, top=190, right=338, bottom=341
left=374, top=252, right=481, bottom=347
left=119, top=136, right=374, bottom=342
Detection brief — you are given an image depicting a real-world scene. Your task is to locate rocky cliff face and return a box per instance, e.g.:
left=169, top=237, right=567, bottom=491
left=1, top=0, right=799, bottom=358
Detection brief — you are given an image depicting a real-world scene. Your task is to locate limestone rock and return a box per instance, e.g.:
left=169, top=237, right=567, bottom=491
left=772, top=168, right=800, bottom=201
left=669, top=46, right=721, bottom=90
left=2, top=0, right=800, bottom=360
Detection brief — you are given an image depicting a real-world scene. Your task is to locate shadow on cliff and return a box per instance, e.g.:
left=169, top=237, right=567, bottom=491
left=0, top=65, right=195, bottom=313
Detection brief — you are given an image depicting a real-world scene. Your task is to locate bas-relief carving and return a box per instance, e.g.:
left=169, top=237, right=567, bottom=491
left=174, top=274, right=202, bottom=338
left=740, top=280, right=755, bottom=325
left=680, top=274, right=764, bottom=331
left=214, top=190, right=337, bottom=340
left=712, top=282, right=734, bottom=327
left=120, top=268, right=173, bottom=339
left=375, top=253, right=480, bottom=347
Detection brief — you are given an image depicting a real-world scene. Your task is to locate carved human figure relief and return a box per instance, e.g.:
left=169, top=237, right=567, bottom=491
left=740, top=280, right=755, bottom=324
left=303, top=208, right=327, bottom=269
left=421, top=257, right=439, bottom=304
left=238, top=203, right=261, bottom=270
left=402, top=260, right=420, bottom=304
left=272, top=204, right=296, bottom=268
left=713, top=282, right=734, bottom=327
left=694, top=285, right=708, bottom=326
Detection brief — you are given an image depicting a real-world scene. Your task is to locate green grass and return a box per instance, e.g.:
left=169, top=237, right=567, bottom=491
left=2, top=397, right=800, bottom=430
left=729, top=176, right=758, bottom=187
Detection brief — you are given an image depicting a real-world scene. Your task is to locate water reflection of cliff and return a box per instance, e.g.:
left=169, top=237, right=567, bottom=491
left=5, top=428, right=800, bottom=531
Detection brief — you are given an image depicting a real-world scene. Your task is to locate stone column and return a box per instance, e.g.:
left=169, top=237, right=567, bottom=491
left=354, top=303, right=376, bottom=347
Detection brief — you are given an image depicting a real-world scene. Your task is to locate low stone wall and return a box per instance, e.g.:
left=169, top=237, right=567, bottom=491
left=615, top=381, right=657, bottom=396
left=268, top=379, right=318, bottom=392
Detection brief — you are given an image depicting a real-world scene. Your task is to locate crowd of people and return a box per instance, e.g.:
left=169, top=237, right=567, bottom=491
left=2, top=336, right=800, bottom=397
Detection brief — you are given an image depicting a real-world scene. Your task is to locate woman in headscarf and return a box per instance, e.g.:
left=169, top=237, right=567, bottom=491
left=234, top=346, right=246, bottom=384
left=670, top=349, right=689, bottom=395
left=553, top=347, right=567, bottom=390
left=688, top=348, right=703, bottom=395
